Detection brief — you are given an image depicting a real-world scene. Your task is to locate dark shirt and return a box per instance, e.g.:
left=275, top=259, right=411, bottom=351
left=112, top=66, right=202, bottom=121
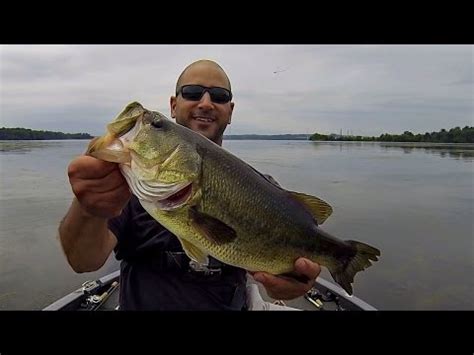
left=108, top=196, right=248, bottom=310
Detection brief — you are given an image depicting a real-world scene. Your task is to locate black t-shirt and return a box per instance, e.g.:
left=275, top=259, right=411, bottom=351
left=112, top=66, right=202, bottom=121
left=108, top=196, right=248, bottom=310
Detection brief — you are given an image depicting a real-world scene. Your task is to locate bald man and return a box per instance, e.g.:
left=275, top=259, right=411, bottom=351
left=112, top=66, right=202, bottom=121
left=59, top=59, right=320, bottom=310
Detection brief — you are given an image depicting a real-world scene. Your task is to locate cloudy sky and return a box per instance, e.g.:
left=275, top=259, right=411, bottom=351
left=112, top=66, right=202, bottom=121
left=1, top=45, right=472, bottom=136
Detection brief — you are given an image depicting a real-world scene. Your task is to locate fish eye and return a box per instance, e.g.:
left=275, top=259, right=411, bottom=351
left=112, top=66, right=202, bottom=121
left=151, top=116, right=163, bottom=129
left=143, top=111, right=163, bottom=129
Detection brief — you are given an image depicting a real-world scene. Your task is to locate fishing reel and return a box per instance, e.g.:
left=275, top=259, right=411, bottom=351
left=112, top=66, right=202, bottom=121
left=79, top=280, right=119, bottom=311
left=304, top=288, right=345, bottom=311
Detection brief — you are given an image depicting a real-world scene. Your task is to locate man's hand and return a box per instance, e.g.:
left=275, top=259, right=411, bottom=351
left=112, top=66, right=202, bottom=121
left=68, top=155, right=131, bottom=219
left=250, top=258, right=321, bottom=300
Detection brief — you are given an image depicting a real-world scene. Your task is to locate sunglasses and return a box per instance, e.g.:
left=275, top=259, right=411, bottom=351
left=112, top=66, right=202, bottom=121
left=177, top=85, right=233, bottom=104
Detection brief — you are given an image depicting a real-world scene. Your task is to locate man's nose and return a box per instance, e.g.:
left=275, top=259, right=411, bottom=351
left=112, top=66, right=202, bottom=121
left=197, top=92, right=214, bottom=109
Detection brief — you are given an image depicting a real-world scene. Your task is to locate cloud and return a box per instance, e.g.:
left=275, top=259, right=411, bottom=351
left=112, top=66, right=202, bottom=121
left=1, top=45, right=472, bottom=136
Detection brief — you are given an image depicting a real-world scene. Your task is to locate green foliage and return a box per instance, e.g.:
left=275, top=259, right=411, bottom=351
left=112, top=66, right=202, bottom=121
left=0, top=127, right=93, bottom=140
left=310, top=126, right=474, bottom=143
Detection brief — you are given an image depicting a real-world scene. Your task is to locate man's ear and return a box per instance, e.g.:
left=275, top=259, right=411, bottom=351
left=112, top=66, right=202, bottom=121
left=228, top=102, right=235, bottom=124
left=170, top=96, right=177, bottom=119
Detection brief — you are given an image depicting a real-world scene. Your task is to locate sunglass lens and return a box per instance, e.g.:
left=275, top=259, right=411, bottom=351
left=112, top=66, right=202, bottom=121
left=180, top=85, right=231, bottom=103
left=181, top=86, right=204, bottom=101
left=210, top=88, right=231, bottom=103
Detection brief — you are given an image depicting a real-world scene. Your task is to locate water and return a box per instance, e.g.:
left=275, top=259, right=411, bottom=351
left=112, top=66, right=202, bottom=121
left=0, top=140, right=120, bottom=310
left=0, top=140, right=473, bottom=310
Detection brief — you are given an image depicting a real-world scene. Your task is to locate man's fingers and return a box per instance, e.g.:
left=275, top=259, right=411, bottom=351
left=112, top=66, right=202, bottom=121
left=253, top=272, right=280, bottom=287
left=254, top=272, right=307, bottom=299
left=251, top=259, right=322, bottom=300
left=82, top=185, right=132, bottom=218
left=295, top=258, right=321, bottom=281
left=71, top=172, right=127, bottom=201
left=75, top=169, right=127, bottom=192
left=68, top=156, right=118, bottom=180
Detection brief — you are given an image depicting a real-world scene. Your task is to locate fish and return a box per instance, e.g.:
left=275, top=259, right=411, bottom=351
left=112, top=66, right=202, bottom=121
left=86, top=101, right=381, bottom=295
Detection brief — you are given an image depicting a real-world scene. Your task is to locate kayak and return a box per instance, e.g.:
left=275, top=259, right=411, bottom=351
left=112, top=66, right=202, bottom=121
left=42, top=270, right=376, bottom=311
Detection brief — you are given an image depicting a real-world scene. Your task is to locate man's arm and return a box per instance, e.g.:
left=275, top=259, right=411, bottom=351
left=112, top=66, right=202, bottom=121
left=59, top=198, right=117, bottom=273
left=58, top=155, right=131, bottom=273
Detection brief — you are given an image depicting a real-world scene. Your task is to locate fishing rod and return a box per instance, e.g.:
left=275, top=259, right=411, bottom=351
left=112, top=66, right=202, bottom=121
left=82, top=281, right=119, bottom=311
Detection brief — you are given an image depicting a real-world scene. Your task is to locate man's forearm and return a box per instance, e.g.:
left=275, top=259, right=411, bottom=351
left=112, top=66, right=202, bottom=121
left=59, top=198, right=117, bottom=273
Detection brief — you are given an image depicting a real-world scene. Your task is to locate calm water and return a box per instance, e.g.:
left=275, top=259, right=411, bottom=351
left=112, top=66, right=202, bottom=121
left=0, top=140, right=473, bottom=310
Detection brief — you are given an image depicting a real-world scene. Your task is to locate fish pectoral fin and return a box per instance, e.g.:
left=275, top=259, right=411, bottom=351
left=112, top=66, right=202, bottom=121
left=189, top=207, right=237, bottom=245
left=288, top=191, right=333, bottom=225
left=179, top=238, right=209, bottom=264
left=86, top=135, right=131, bottom=164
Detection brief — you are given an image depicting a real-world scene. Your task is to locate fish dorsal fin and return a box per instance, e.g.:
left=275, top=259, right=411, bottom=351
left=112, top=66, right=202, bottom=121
left=179, top=238, right=209, bottom=264
left=189, top=207, right=237, bottom=245
left=246, top=163, right=334, bottom=224
left=288, top=191, right=333, bottom=225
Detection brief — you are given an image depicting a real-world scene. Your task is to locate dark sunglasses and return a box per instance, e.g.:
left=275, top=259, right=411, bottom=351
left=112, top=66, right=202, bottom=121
left=177, top=85, right=233, bottom=104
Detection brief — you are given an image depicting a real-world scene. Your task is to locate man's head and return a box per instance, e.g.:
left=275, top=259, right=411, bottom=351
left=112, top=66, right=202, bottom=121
left=170, top=59, right=234, bottom=146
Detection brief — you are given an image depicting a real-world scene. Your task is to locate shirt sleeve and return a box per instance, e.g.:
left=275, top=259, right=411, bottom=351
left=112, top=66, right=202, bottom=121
left=108, top=204, right=130, bottom=240
left=108, top=202, right=132, bottom=260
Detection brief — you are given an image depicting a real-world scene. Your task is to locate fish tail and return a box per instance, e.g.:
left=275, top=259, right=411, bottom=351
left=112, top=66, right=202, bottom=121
left=326, top=240, right=380, bottom=296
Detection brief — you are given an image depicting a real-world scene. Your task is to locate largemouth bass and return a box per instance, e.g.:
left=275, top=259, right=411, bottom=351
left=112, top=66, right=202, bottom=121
left=87, top=102, right=380, bottom=295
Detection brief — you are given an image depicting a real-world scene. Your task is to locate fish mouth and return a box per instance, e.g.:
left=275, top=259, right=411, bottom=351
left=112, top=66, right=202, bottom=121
left=119, top=165, right=193, bottom=210
left=156, top=182, right=193, bottom=211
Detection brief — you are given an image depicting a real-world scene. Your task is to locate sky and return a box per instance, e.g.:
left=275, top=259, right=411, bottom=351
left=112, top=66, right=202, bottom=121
left=1, top=45, right=472, bottom=137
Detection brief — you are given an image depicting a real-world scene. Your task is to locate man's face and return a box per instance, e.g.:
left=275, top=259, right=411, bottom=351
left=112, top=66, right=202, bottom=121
left=170, top=63, right=234, bottom=145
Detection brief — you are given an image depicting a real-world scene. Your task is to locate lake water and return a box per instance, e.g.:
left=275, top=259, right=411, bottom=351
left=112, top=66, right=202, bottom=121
left=0, top=140, right=472, bottom=310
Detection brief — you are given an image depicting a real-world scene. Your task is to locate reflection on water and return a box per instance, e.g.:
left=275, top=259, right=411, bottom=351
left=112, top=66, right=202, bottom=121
left=310, top=141, right=474, bottom=161
left=380, top=143, right=474, bottom=161
left=0, top=140, right=83, bottom=154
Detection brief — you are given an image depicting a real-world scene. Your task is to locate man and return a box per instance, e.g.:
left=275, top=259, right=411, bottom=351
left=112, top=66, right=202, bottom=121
left=59, top=59, right=321, bottom=310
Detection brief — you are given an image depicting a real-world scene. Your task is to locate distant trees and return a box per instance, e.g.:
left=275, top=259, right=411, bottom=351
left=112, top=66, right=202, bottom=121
left=224, top=134, right=311, bottom=140
left=310, top=126, right=474, bottom=143
left=0, top=127, right=93, bottom=140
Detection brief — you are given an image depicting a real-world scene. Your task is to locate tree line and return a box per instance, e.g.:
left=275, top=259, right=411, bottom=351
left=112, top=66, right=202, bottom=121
left=224, top=134, right=310, bottom=140
left=310, top=126, right=474, bottom=143
left=0, top=127, right=93, bottom=140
